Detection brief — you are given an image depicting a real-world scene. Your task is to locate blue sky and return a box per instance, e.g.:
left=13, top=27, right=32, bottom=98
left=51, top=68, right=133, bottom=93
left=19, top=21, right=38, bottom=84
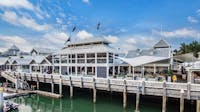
left=0, top=0, right=200, bottom=52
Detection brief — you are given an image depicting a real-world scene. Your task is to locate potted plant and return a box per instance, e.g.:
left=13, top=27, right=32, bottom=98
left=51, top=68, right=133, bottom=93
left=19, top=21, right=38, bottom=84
left=166, top=70, right=172, bottom=82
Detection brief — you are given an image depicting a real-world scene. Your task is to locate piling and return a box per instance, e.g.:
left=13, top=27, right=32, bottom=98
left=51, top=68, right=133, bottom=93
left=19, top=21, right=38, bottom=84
left=197, top=100, right=200, bottom=112
left=93, top=78, right=96, bottom=103
left=36, top=74, right=39, bottom=90
left=69, top=76, right=73, bottom=98
left=59, top=76, right=62, bottom=96
left=51, top=75, right=54, bottom=93
left=15, top=75, right=18, bottom=92
left=123, top=80, right=127, bottom=109
left=162, top=81, right=167, bottom=112
left=180, top=89, right=184, bottom=112
left=0, top=87, right=3, bottom=112
left=135, top=90, right=140, bottom=112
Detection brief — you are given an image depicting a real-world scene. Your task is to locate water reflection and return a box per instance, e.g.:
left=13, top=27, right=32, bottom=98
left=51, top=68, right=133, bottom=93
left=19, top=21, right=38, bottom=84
left=10, top=94, right=195, bottom=112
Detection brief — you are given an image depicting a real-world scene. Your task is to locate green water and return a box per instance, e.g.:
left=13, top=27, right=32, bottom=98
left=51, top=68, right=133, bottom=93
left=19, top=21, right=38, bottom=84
left=10, top=88, right=196, bottom=112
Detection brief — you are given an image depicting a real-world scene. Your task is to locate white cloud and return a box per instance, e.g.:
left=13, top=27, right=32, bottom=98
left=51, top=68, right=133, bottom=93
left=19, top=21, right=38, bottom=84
left=0, top=35, right=32, bottom=52
left=126, top=38, right=136, bottom=44
left=0, top=0, right=34, bottom=10
left=43, top=32, right=69, bottom=45
left=82, top=0, right=90, bottom=4
left=197, top=9, right=200, bottom=15
left=154, top=28, right=200, bottom=38
left=56, top=18, right=63, bottom=24
left=1, top=11, right=52, bottom=31
left=105, top=35, right=119, bottom=43
left=187, top=16, right=198, bottom=23
left=76, top=30, right=93, bottom=40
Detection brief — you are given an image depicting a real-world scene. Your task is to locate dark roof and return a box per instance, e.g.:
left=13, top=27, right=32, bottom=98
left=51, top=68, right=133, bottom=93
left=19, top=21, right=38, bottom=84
left=153, top=39, right=170, bottom=48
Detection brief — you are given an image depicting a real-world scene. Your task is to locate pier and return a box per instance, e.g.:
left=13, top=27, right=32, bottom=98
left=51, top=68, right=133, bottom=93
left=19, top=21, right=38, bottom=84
left=1, top=71, right=200, bottom=112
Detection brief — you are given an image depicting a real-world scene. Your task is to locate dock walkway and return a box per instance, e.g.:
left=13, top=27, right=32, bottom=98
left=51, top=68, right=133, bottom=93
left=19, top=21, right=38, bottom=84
left=1, top=71, right=200, bottom=112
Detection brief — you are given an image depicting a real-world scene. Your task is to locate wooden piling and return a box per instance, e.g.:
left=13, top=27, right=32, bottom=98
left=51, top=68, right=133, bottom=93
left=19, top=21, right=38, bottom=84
left=162, top=81, right=167, bottom=112
left=36, top=74, right=39, bottom=90
left=107, top=79, right=110, bottom=91
left=51, top=75, right=54, bottom=93
left=187, top=82, right=191, bottom=100
left=93, top=78, right=96, bottom=103
left=197, top=100, right=200, bottom=112
left=142, top=80, right=145, bottom=95
left=180, top=89, right=184, bottom=112
left=59, top=76, right=62, bottom=96
left=123, top=80, right=127, bottom=109
left=69, top=76, right=73, bottom=98
left=135, top=90, right=140, bottom=112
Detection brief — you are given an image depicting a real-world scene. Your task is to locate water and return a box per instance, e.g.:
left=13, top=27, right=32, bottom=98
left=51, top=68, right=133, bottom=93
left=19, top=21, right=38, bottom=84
left=9, top=88, right=196, bottom=112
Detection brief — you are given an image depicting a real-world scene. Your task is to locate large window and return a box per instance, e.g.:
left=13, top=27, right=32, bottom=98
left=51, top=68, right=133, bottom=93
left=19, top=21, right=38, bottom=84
left=97, top=53, right=107, bottom=63
left=77, top=54, right=85, bottom=63
left=87, top=53, right=95, bottom=63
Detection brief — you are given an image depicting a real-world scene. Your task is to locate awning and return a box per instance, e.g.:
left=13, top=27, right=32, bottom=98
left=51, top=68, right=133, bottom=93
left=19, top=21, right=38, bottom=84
left=118, top=56, right=169, bottom=67
left=174, top=53, right=198, bottom=62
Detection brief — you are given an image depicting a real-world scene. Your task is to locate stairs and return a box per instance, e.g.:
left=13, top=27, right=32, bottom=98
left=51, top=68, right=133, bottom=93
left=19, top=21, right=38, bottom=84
left=0, top=71, right=30, bottom=90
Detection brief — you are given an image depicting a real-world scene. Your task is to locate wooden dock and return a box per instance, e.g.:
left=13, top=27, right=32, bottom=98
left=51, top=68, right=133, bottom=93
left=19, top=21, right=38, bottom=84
left=1, top=71, right=200, bottom=112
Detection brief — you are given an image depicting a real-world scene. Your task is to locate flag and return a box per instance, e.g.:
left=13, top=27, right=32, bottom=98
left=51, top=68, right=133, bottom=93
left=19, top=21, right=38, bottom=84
left=97, top=22, right=101, bottom=30
left=65, top=36, right=71, bottom=44
left=72, top=26, right=76, bottom=32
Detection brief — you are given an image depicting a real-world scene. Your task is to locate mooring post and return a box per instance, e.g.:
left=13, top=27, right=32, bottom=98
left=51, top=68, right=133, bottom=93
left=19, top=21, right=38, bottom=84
left=69, top=76, right=73, bottom=98
left=0, top=87, right=3, bottom=112
left=93, top=78, right=96, bottom=103
left=162, top=81, right=167, bottom=112
left=180, top=89, right=184, bottom=112
left=51, top=75, right=54, bottom=93
left=59, top=75, right=62, bottom=96
left=15, top=75, right=18, bottom=92
left=187, top=82, right=191, bottom=100
left=107, top=78, right=110, bottom=91
left=135, top=85, right=140, bottom=112
left=197, top=100, right=200, bottom=112
left=123, top=80, right=127, bottom=109
left=36, top=74, right=39, bottom=90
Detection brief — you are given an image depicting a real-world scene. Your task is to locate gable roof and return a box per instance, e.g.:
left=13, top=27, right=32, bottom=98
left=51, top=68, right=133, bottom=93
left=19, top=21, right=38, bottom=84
left=10, top=44, right=20, bottom=50
left=0, top=57, right=9, bottom=65
left=31, top=48, right=56, bottom=55
left=153, top=39, right=170, bottom=48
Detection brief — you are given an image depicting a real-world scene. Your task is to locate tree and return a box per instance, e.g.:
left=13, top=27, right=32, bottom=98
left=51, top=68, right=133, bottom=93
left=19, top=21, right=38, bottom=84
left=174, top=41, right=200, bottom=58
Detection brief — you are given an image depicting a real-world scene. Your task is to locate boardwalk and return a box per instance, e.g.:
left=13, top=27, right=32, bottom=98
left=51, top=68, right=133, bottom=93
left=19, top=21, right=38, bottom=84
left=1, top=71, right=200, bottom=112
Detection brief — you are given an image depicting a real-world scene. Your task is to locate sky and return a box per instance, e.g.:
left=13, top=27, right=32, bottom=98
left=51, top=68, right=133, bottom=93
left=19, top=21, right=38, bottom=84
left=0, top=0, right=200, bottom=52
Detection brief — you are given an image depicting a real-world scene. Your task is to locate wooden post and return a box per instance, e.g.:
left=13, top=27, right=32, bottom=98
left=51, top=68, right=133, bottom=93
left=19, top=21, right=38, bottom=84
left=69, top=76, right=73, bottom=98
left=135, top=89, right=140, bottom=112
left=93, top=78, right=96, bottom=103
left=107, top=79, right=110, bottom=91
left=197, top=100, right=200, bottom=112
left=15, top=75, right=18, bottom=92
left=36, top=74, right=39, bottom=90
left=51, top=75, right=54, bottom=93
left=180, top=89, right=184, bottom=112
left=123, top=80, right=127, bottom=109
left=187, top=82, right=191, bottom=100
left=81, top=77, right=83, bottom=88
left=142, top=80, right=145, bottom=95
left=162, top=81, right=167, bottom=112
left=59, top=76, right=62, bottom=96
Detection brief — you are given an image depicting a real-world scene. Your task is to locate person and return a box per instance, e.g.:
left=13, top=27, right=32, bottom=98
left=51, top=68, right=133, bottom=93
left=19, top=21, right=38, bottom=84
left=172, top=75, right=177, bottom=82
